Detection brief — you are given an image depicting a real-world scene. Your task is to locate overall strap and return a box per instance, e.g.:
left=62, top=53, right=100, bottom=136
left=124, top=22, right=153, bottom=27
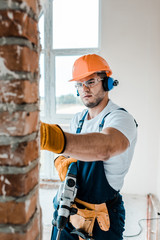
left=99, top=112, right=112, bottom=132
left=117, top=108, right=138, bottom=127
left=76, top=110, right=88, bottom=134
left=99, top=107, right=138, bottom=132
left=77, top=108, right=138, bottom=134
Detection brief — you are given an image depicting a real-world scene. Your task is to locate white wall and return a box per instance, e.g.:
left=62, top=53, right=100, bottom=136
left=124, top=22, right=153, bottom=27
left=101, top=0, right=160, bottom=196
left=157, top=138, right=160, bottom=200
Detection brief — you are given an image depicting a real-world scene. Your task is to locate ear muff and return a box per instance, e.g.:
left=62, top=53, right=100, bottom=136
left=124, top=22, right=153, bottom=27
left=77, top=90, right=80, bottom=96
left=102, top=77, right=119, bottom=91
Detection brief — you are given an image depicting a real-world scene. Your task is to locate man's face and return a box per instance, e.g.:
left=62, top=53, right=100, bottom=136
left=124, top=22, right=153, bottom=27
left=76, top=73, right=107, bottom=108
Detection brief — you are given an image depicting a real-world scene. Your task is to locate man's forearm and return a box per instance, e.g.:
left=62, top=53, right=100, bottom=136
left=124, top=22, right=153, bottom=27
left=63, top=132, right=113, bottom=161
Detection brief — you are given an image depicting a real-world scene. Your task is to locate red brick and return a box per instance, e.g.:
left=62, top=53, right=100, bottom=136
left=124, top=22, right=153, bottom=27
left=0, top=45, right=38, bottom=73
left=0, top=188, right=38, bottom=224
left=0, top=80, right=38, bottom=104
left=0, top=165, right=39, bottom=197
left=0, top=111, right=39, bottom=136
left=15, top=0, right=40, bottom=16
left=0, top=10, right=38, bottom=45
left=0, top=211, right=40, bottom=240
left=0, top=0, right=41, bottom=238
left=0, top=139, right=39, bottom=166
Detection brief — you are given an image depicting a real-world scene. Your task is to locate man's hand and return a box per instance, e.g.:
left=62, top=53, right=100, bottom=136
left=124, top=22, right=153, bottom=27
left=40, top=122, right=66, bottom=154
left=54, top=155, right=77, bottom=181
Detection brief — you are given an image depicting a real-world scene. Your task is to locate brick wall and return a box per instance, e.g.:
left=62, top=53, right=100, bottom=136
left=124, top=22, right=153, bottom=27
left=0, top=0, right=42, bottom=239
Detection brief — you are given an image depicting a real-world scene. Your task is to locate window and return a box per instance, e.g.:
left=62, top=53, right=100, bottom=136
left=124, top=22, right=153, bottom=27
left=53, top=0, right=99, bottom=49
left=39, top=0, right=101, bottom=179
left=55, top=55, right=84, bottom=115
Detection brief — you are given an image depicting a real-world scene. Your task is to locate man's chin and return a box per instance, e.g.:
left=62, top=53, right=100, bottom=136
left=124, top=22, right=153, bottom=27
left=83, top=101, right=98, bottom=108
left=83, top=98, right=103, bottom=108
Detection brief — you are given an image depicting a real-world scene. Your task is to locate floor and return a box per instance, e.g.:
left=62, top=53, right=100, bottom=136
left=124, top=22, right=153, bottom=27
left=123, top=194, right=147, bottom=240
left=39, top=189, right=149, bottom=240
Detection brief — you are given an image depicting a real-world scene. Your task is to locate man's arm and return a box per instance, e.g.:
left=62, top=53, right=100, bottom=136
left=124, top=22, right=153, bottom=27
left=63, top=127, right=129, bottom=161
left=40, top=122, right=129, bottom=161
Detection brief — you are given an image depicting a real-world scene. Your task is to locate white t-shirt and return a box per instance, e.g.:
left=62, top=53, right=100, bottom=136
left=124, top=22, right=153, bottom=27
left=70, top=99, right=137, bottom=191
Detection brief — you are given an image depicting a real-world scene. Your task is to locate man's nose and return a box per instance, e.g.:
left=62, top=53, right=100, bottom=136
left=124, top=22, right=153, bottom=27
left=82, top=83, right=89, bottom=91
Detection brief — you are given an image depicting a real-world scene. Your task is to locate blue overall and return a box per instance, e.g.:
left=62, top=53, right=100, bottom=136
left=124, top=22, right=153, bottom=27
left=51, top=109, right=131, bottom=240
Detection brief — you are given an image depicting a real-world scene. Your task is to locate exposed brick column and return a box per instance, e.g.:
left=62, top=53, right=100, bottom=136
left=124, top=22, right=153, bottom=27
left=0, top=0, right=42, bottom=239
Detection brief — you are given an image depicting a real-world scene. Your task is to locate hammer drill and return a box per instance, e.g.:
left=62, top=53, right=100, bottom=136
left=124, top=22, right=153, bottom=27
left=51, top=162, right=77, bottom=240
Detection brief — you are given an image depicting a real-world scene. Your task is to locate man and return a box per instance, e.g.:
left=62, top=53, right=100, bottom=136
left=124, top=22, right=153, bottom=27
left=41, top=54, right=137, bottom=240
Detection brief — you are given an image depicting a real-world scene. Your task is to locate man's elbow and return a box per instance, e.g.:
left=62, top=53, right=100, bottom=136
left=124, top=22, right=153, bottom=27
left=97, top=147, right=112, bottom=161
left=98, top=141, right=129, bottom=161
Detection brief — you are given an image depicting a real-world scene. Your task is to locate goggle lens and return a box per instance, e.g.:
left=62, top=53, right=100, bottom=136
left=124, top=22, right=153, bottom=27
left=75, top=78, right=103, bottom=89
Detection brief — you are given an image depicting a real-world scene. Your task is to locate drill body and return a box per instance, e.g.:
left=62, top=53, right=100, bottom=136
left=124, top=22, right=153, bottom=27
left=52, top=162, right=77, bottom=239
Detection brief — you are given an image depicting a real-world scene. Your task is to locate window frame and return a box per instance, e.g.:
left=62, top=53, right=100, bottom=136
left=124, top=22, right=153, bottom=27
left=39, top=0, right=101, bottom=179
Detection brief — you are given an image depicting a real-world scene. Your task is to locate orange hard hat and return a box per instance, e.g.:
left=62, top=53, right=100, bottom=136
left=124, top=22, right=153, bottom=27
left=69, top=54, right=112, bottom=82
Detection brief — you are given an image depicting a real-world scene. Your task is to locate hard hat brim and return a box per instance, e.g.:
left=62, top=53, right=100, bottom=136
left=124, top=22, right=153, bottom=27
left=69, top=70, right=112, bottom=82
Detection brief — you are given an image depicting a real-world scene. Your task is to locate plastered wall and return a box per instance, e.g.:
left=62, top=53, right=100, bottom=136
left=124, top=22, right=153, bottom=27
left=100, top=0, right=160, bottom=197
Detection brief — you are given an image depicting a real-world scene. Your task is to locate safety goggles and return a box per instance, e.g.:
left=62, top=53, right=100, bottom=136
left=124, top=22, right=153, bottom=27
left=75, top=78, right=103, bottom=90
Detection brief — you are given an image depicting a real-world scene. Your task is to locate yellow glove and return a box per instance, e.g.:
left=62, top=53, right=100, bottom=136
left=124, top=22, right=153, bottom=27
left=54, top=155, right=77, bottom=181
left=40, top=122, right=66, bottom=154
